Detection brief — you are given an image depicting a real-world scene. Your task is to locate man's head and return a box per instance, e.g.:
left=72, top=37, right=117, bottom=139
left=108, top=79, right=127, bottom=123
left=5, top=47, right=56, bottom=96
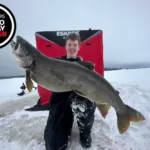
left=65, top=33, right=81, bottom=58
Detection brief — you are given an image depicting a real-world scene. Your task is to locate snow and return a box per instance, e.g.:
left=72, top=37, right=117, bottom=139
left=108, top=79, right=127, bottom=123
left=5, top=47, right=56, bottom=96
left=0, top=68, right=150, bottom=150
left=0, top=78, right=37, bottom=103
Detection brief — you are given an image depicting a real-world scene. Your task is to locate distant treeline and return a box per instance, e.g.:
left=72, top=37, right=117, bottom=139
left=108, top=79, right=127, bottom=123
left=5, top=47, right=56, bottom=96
left=104, top=67, right=122, bottom=71
left=0, top=75, right=25, bottom=79
left=104, top=66, right=150, bottom=71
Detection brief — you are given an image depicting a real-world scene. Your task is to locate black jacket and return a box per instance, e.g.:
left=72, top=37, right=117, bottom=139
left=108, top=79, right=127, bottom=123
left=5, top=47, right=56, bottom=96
left=44, top=55, right=96, bottom=150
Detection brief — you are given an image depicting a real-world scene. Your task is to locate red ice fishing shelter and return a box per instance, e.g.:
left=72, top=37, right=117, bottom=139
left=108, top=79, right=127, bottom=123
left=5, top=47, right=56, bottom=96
left=35, top=29, right=104, bottom=105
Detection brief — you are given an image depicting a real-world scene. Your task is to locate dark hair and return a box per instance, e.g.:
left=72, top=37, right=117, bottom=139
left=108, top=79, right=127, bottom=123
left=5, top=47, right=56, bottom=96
left=65, top=32, right=81, bottom=44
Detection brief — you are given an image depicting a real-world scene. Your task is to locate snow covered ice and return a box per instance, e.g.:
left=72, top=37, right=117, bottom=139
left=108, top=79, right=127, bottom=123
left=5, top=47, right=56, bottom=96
left=0, top=68, right=150, bottom=150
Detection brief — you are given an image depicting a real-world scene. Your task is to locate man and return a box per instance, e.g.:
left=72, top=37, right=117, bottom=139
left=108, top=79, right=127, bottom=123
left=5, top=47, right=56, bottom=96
left=43, top=33, right=96, bottom=150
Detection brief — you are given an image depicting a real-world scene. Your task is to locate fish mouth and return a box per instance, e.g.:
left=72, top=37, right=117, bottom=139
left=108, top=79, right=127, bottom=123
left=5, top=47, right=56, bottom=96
left=14, top=42, right=19, bottom=50
left=10, top=36, right=23, bottom=51
left=10, top=40, right=19, bottom=52
left=15, top=36, right=22, bottom=50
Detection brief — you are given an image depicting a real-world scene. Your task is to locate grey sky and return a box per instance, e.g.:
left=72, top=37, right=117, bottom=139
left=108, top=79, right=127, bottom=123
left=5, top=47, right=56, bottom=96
left=0, top=0, right=150, bottom=76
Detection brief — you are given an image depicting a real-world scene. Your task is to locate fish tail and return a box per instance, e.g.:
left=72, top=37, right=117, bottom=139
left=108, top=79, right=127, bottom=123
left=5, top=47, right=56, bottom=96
left=96, top=104, right=111, bottom=118
left=117, top=105, right=145, bottom=134
left=126, top=105, right=145, bottom=122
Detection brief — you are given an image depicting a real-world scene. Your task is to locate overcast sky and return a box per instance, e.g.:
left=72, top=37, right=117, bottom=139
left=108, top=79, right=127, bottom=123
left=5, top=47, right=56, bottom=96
left=0, top=0, right=150, bottom=76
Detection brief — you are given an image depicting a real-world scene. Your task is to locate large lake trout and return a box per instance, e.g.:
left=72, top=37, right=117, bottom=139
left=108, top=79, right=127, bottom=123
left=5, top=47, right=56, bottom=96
left=10, top=36, right=145, bottom=134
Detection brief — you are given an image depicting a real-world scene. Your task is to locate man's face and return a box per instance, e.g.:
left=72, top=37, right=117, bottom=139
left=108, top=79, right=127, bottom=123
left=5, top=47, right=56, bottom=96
left=65, top=39, right=80, bottom=55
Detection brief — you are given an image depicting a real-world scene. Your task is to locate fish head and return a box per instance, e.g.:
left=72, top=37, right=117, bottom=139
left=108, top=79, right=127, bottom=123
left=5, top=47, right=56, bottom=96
left=10, top=36, right=39, bottom=70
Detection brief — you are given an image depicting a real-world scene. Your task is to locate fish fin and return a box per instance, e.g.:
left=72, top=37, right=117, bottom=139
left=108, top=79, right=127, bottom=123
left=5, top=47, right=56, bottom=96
left=75, top=61, right=95, bottom=70
left=25, top=70, right=33, bottom=93
left=117, top=105, right=145, bottom=134
left=96, top=104, right=111, bottom=118
left=73, top=90, right=89, bottom=99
